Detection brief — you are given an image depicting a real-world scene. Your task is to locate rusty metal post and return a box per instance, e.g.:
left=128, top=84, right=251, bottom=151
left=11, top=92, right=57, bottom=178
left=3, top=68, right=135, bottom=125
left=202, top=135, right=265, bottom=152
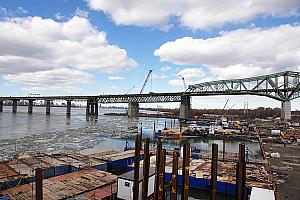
left=181, top=142, right=190, bottom=200
left=154, top=141, right=162, bottom=200
left=142, top=138, right=150, bottom=200
left=158, top=149, right=166, bottom=200
left=36, top=168, right=43, bottom=200
left=133, top=135, right=142, bottom=200
left=171, top=151, right=179, bottom=200
left=211, top=143, right=218, bottom=200
left=236, top=143, right=246, bottom=200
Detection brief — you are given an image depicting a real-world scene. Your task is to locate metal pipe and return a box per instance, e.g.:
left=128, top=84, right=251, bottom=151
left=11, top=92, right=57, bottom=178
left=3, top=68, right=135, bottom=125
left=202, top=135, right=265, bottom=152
left=236, top=143, right=246, bottom=200
left=171, top=151, right=179, bottom=200
left=36, top=168, right=43, bottom=200
left=154, top=141, right=162, bottom=200
left=142, top=138, right=150, bottom=200
left=133, top=135, right=142, bottom=200
left=158, top=149, right=166, bottom=200
left=181, top=142, right=190, bottom=200
left=211, top=143, right=218, bottom=200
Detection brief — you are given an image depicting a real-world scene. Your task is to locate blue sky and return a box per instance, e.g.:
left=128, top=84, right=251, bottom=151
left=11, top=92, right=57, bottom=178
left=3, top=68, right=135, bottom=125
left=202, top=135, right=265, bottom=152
left=0, top=0, right=300, bottom=109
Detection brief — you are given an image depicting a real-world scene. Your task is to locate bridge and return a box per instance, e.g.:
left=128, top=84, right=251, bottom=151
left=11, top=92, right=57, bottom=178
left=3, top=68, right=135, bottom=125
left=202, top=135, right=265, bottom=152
left=0, top=71, right=299, bottom=121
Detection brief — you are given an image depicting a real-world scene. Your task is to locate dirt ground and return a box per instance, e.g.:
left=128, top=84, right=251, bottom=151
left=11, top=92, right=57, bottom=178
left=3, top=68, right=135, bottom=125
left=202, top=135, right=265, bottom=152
left=263, top=142, right=300, bottom=200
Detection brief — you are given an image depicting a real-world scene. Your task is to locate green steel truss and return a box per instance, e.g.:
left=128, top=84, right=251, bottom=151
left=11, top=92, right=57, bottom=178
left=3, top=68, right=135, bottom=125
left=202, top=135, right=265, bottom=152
left=186, top=71, right=300, bottom=101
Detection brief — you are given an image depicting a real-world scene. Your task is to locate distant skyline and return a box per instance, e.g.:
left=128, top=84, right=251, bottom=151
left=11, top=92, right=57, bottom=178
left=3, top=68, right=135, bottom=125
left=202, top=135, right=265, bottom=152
left=0, top=0, right=300, bottom=109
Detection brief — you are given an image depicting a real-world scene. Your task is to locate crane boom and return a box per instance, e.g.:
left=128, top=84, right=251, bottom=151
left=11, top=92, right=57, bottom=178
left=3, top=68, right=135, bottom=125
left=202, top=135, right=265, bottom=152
left=179, top=75, right=187, bottom=90
left=140, top=69, right=153, bottom=94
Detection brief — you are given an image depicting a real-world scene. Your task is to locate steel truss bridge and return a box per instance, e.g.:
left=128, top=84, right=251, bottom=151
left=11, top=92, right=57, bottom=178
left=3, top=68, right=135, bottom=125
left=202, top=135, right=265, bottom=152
left=186, top=71, right=300, bottom=102
left=1, top=71, right=300, bottom=103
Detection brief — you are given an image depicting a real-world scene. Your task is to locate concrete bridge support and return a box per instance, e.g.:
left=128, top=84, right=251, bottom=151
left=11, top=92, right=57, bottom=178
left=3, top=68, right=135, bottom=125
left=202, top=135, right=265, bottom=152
left=66, top=101, right=71, bottom=116
left=46, top=101, right=51, bottom=115
left=281, top=101, right=291, bottom=121
left=179, top=95, right=191, bottom=119
left=12, top=100, right=18, bottom=113
left=28, top=100, right=33, bottom=114
left=0, top=100, right=3, bottom=112
left=86, top=99, right=98, bottom=116
left=128, top=102, right=139, bottom=118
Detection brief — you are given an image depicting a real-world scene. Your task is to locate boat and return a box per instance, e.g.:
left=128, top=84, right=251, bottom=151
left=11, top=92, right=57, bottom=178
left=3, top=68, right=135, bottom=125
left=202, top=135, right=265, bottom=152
left=155, top=128, right=181, bottom=140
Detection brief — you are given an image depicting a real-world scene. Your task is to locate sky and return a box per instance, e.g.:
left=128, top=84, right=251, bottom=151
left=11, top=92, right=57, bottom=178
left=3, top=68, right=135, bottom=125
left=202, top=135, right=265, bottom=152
left=0, top=0, right=300, bottom=109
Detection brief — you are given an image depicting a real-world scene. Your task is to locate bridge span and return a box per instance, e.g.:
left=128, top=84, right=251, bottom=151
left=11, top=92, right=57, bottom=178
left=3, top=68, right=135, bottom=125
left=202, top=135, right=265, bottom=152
left=1, top=71, right=299, bottom=121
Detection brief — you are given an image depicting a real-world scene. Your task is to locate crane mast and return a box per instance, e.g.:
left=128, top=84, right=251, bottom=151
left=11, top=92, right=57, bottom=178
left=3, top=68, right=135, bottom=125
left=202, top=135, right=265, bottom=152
left=140, top=69, right=153, bottom=94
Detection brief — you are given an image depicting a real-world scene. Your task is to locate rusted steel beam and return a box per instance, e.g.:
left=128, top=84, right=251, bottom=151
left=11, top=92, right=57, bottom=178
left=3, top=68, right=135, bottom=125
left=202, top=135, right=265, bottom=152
left=133, top=135, right=142, bottom=200
left=181, top=142, right=190, bottom=200
left=236, top=143, right=246, bottom=200
left=36, top=168, right=43, bottom=200
left=171, top=151, right=179, bottom=200
left=158, top=149, right=166, bottom=200
left=154, top=141, right=162, bottom=200
left=210, top=143, right=218, bottom=200
left=142, top=138, right=150, bottom=200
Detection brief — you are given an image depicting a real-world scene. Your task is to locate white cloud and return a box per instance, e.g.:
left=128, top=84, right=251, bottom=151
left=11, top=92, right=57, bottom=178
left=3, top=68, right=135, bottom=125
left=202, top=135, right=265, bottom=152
left=86, top=0, right=182, bottom=30
left=16, top=7, right=28, bottom=14
left=152, top=73, right=167, bottom=79
left=108, top=76, right=124, bottom=80
left=160, top=66, right=172, bottom=71
left=86, top=0, right=300, bottom=30
left=155, top=24, right=300, bottom=78
left=54, top=12, right=64, bottom=21
left=0, top=16, right=137, bottom=74
left=180, top=0, right=300, bottom=30
left=73, top=7, right=89, bottom=18
left=3, top=68, right=93, bottom=93
left=177, top=68, right=205, bottom=79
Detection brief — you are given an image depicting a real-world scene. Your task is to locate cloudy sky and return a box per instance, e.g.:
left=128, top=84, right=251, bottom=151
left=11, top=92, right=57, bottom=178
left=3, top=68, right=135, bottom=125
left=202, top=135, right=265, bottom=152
left=1, top=0, right=300, bottom=109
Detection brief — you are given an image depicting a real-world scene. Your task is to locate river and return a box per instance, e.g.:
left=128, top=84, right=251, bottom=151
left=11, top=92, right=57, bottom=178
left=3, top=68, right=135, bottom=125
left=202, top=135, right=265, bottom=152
left=0, top=106, right=261, bottom=160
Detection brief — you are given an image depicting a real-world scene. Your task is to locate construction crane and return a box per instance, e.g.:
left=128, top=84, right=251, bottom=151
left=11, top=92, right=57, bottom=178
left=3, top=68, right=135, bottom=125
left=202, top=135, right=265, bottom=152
left=222, top=98, right=229, bottom=114
left=140, top=69, right=153, bottom=94
left=179, top=75, right=187, bottom=90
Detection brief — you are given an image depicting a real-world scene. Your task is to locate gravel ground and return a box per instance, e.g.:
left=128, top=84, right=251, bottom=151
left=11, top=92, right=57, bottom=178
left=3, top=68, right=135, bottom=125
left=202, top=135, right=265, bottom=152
left=263, top=142, right=300, bottom=200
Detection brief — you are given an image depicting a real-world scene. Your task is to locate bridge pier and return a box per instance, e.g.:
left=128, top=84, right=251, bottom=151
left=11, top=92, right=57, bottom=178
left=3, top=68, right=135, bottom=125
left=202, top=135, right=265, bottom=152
left=281, top=101, right=291, bottom=121
left=46, top=101, right=51, bottom=115
left=66, top=101, right=71, bottom=116
left=179, top=95, right=191, bottom=119
left=86, top=98, right=98, bottom=116
left=12, top=100, right=18, bottom=113
left=28, top=100, right=33, bottom=114
left=0, top=100, right=3, bottom=112
left=128, top=102, right=139, bottom=118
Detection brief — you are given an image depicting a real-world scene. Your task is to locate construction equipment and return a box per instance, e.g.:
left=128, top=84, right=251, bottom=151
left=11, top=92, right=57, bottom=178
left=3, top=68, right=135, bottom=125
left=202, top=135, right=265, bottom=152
left=140, top=70, right=153, bottom=94
left=179, top=75, right=187, bottom=90
left=222, top=98, right=229, bottom=114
